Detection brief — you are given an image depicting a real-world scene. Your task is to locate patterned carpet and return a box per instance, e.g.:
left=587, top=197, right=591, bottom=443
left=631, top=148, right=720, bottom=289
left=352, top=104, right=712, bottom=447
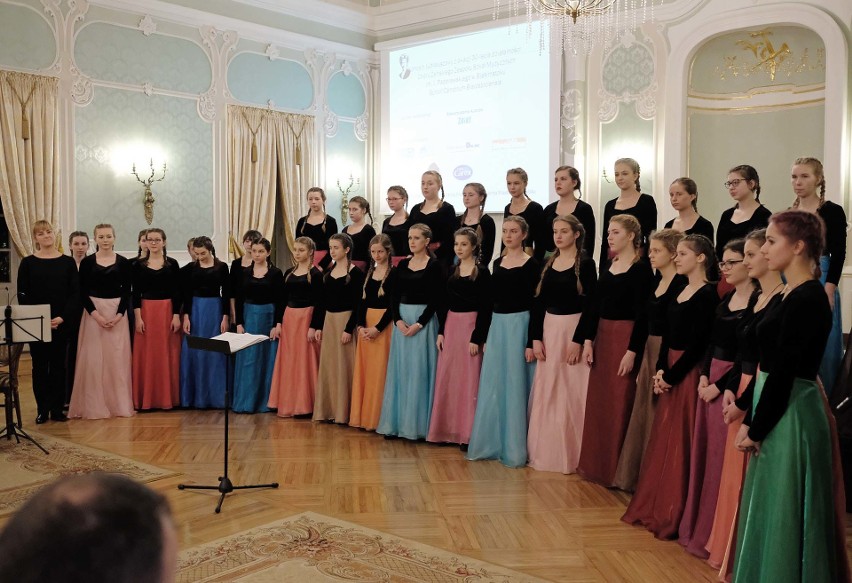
left=178, top=511, right=548, bottom=582
left=0, top=429, right=178, bottom=517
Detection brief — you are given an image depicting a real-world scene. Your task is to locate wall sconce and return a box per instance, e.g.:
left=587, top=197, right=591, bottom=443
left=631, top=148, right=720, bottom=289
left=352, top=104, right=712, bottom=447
left=132, top=159, right=167, bottom=225
left=336, top=174, right=360, bottom=226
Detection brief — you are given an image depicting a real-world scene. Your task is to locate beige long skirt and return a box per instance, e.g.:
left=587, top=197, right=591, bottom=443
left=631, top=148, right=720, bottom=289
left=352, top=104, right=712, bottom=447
left=313, top=310, right=356, bottom=423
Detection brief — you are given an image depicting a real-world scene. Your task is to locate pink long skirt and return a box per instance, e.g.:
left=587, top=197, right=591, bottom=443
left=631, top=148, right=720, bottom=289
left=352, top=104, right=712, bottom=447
left=679, top=358, right=735, bottom=557
left=132, top=299, right=180, bottom=410
left=268, top=306, right=320, bottom=417
left=527, top=313, right=589, bottom=474
left=427, top=311, right=482, bottom=445
left=69, top=297, right=134, bottom=419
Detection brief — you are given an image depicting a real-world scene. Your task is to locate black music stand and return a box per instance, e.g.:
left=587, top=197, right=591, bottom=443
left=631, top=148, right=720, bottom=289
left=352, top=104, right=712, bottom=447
left=177, top=335, right=278, bottom=513
left=0, top=298, right=49, bottom=454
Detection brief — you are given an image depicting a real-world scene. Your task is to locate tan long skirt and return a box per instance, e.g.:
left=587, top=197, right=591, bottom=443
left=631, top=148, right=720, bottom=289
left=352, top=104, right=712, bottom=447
left=313, top=310, right=356, bottom=423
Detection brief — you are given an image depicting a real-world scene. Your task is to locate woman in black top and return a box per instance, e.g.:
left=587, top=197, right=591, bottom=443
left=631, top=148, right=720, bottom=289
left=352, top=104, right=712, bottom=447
left=715, top=164, right=771, bottom=259
left=599, top=158, right=657, bottom=272
left=18, top=220, right=80, bottom=424
left=131, top=228, right=181, bottom=410
left=503, top=167, right=547, bottom=260
left=790, top=157, right=846, bottom=394
left=65, top=230, right=89, bottom=406
left=408, top=171, right=456, bottom=267
left=467, top=216, right=540, bottom=468
left=68, top=224, right=133, bottom=420
left=613, top=228, right=686, bottom=492
left=623, top=234, right=718, bottom=539
left=542, top=166, right=596, bottom=258
left=576, top=214, right=654, bottom=486
left=732, top=210, right=849, bottom=583
left=457, top=183, right=496, bottom=266
left=382, top=185, right=410, bottom=266
left=664, top=177, right=714, bottom=240
left=527, top=215, right=596, bottom=474
left=378, top=223, right=445, bottom=440
left=343, top=196, right=377, bottom=271
left=179, top=236, right=230, bottom=409
left=428, top=228, right=492, bottom=447
left=295, top=187, right=338, bottom=270
left=228, top=229, right=262, bottom=327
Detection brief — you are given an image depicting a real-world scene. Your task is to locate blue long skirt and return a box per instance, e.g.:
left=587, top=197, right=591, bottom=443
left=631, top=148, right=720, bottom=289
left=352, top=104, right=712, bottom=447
left=377, top=304, right=438, bottom=439
left=820, top=255, right=843, bottom=395
left=467, top=311, right=536, bottom=468
left=180, top=297, right=227, bottom=408
left=232, top=303, right=277, bottom=413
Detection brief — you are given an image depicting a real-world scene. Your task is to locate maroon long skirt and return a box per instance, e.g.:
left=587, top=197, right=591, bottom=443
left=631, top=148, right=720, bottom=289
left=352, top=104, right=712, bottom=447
left=576, top=319, right=636, bottom=486
left=622, top=349, right=699, bottom=539
left=132, top=299, right=180, bottom=410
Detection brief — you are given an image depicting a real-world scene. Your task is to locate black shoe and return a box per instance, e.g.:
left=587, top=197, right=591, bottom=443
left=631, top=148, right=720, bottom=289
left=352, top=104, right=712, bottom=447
left=50, top=412, right=68, bottom=422
left=35, top=413, right=48, bottom=424
left=460, top=443, right=469, bottom=452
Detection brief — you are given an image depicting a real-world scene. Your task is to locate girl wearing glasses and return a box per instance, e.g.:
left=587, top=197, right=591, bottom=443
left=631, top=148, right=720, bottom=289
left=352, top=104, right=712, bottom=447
left=678, top=238, right=753, bottom=557
left=663, top=178, right=714, bottom=240
left=131, top=228, right=182, bottom=410
left=715, top=165, right=771, bottom=260
left=382, top=186, right=411, bottom=267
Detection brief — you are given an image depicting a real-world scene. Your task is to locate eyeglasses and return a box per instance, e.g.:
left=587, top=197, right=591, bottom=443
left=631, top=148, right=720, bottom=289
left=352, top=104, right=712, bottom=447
left=146, top=238, right=164, bottom=244
left=386, top=197, right=402, bottom=202
left=718, top=260, right=744, bottom=270
left=724, top=179, right=746, bottom=189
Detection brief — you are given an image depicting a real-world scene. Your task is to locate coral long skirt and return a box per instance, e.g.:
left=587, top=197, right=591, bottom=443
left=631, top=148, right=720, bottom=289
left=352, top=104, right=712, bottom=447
left=268, top=306, right=320, bottom=417
left=132, top=299, right=180, bottom=410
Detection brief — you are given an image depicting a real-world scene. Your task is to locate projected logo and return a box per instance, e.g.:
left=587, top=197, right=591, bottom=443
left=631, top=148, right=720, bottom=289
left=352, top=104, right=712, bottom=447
left=453, top=165, right=473, bottom=180
left=399, top=54, right=411, bottom=80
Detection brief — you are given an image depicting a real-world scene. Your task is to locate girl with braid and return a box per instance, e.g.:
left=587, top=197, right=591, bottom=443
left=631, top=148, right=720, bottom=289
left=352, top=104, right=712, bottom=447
left=408, top=171, right=456, bottom=267
left=790, top=157, right=846, bottom=394
left=599, top=158, right=657, bottom=272
left=457, top=183, right=496, bottom=266
left=343, top=196, right=377, bottom=271
left=228, top=229, right=262, bottom=328
left=350, top=234, right=397, bottom=430
left=715, top=164, right=771, bottom=260
left=542, top=166, right=596, bottom=258
left=503, top=167, right=547, bottom=261
left=527, top=215, right=596, bottom=473
left=268, top=237, right=323, bottom=417
left=428, top=228, right=492, bottom=448
left=295, top=187, right=338, bottom=270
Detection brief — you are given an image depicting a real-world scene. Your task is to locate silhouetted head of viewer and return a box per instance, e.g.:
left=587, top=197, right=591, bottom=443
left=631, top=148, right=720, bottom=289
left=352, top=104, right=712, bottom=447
left=0, top=472, right=177, bottom=583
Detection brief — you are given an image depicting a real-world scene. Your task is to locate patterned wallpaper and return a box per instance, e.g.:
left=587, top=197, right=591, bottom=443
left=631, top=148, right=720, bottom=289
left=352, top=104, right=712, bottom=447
left=0, top=3, right=55, bottom=70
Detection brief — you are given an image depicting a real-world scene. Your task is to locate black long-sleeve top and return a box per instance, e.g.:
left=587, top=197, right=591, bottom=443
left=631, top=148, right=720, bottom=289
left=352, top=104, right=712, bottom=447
left=647, top=274, right=687, bottom=337
left=715, top=204, right=771, bottom=259
left=729, top=290, right=777, bottom=407
left=382, top=216, right=410, bottom=258
left=235, top=265, right=284, bottom=326
left=438, top=266, right=492, bottom=345
left=457, top=213, right=496, bottom=267
left=409, top=202, right=457, bottom=265
left=490, top=257, right=540, bottom=314
left=746, top=280, right=831, bottom=442
left=530, top=257, right=596, bottom=342
left=282, top=267, right=324, bottom=330
left=343, top=224, right=377, bottom=264
left=131, top=257, right=181, bottom=314
left=357, top=269, right=396, bottom=332
left=297, top=214, right=339, bottom=270
left=229, top=258, right=249, bottom=306
left=312, top=267, right=364, bottom=333
left=656, top=283, right=718, bottom=386
left=664, top=215, right=715, bottom=241
left=817, top=200, right=847, bottom=286
left=599, top=194, right=657, bottom=272
left=576, top=259, right=654, bottom=354
left=182, top=261, right=230, bottom=316
left=17, top=254, right=80, bottom=324
left=700, top=290, right=748, bottom=389
left=392, top=257, right=445, bottom=327
left=542, top=199, right=597, bottom=258
left=503, top=200, right=547, bottom=261
left=79, top=254, right=131, bottom=315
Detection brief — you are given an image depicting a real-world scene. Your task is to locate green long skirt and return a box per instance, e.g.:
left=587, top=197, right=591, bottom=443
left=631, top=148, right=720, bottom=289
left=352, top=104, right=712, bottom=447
left=733, top=372, right=839, bottom=583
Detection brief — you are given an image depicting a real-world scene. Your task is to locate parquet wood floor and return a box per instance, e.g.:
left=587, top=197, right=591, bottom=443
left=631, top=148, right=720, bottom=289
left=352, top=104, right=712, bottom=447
left=3, top=357, right=851, bottom=582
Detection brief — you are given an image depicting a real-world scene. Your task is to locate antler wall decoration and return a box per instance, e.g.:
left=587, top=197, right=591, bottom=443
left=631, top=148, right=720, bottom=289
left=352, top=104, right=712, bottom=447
left=131, top=159, right=167, bottom=225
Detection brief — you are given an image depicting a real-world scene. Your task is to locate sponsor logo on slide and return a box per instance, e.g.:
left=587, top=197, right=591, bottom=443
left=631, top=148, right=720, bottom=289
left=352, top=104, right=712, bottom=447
left=453, top=165, right=473, bottom=180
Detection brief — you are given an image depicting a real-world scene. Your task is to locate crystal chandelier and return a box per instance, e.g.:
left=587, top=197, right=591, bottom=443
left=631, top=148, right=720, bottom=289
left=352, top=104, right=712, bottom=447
left=494, top=0, right=659, bottom=54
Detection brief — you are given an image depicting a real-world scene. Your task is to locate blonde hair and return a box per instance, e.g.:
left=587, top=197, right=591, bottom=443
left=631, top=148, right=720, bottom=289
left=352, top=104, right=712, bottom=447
left=791, top=157, right=826, bottom=208
left=536, top=215, right=586, bottom=297
left=31, top=220, right=54, bottom=251
left=615, top=158, right=641, bottom=192
left=609, top=214, right=642, bottom=249
left=650, top=228, right=684, bottom=255
left=287, top=236, right=316, bottom=284
left=422, top=171, right=445, bottom=206
left=362, top=234, right=393, bottom=300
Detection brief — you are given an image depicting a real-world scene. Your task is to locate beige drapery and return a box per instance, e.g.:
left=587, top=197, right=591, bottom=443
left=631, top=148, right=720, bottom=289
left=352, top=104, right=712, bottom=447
left=227, top=105, right=315, bottom=258
left=0, top=70, right=60, bottom=256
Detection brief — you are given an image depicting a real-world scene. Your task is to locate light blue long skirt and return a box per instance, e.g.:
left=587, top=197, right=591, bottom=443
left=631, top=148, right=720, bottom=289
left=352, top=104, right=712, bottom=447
left=180, top=297, right=227, bottom=409
left=232, top=303, right=277, bottom=413
left=466, top=311, right=536, bottom=468
left=377, top=304, right=438, bottom=439
left=820, top=255, right=843, bottom=395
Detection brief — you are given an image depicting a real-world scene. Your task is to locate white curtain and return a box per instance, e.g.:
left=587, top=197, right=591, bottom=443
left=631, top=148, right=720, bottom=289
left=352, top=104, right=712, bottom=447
left=0, top=70, right=60, bottom=256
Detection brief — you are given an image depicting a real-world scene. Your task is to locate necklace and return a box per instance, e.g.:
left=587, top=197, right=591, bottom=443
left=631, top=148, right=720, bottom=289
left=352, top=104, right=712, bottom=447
left=755, top=282, right=784, bottom=311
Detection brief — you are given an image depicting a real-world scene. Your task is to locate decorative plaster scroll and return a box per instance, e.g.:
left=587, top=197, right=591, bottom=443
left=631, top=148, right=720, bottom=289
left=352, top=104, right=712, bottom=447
left=70, top=65, right=93, bottom=105
left=340, top=60, right=353, bottom=76
left=265, top=44, right=279, bottom=60
left=142, top=82, right=153, bottom=96
left=198, top=25, right=237, bottom=122
left=138, top=14, right=157, bottom=36
left=324, top=105, right=338, bottom=138
left=561, top=87, right=582, bottom=151
left=354, top=113, right=368, bottom=141
left=197, top=85, right=216, bottom=122
left=635, top=82, right=658, bottom=120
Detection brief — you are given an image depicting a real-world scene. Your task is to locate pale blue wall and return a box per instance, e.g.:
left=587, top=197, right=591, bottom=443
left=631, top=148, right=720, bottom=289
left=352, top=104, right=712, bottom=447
left=326, top=121, right=366, bottom=227
left=227, top=52, right=314, bottom=110
left=0, top=3, right=55, bottom=70
left=327, top=71, right=365, bottom=117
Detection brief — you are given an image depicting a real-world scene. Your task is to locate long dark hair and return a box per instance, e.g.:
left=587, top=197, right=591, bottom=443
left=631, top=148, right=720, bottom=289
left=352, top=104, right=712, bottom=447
left=192, top=236, right=223, bottom=266
left=326, top=232, right=354, bottom=284
left=728, top=164, right=761, bottom=203
left=681, top=234, right=718, bottom=282
left=450, top=228, right=481, bottom=282
left=536, top=215, right=586, bottom=296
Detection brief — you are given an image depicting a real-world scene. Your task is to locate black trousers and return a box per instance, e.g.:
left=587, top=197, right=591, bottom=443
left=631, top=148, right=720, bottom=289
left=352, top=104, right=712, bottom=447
left=30, top=327, right=68, bottom=416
